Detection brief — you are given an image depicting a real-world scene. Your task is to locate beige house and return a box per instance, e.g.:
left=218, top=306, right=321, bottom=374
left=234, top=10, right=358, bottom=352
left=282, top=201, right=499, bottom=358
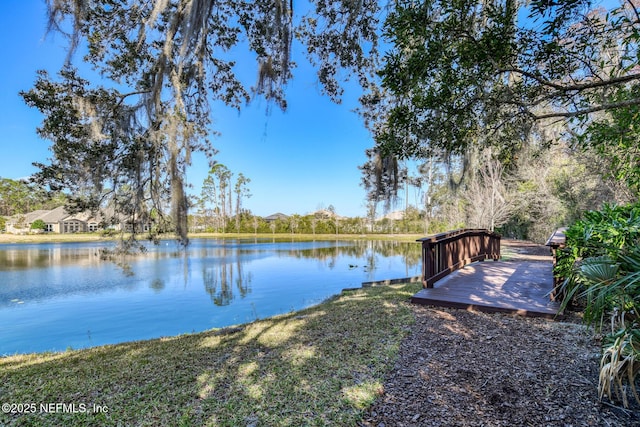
left=5, top=207, right=105, bottom=234
left=5, top=210, right=51, bottom=234
left=4, top=206, right=156, bottom=235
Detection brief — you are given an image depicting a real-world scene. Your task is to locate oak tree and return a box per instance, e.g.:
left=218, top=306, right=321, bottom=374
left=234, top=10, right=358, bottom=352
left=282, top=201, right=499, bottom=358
left=362, top=0, right=640, bottom=201
left=26, top=0, right=381, bottom=244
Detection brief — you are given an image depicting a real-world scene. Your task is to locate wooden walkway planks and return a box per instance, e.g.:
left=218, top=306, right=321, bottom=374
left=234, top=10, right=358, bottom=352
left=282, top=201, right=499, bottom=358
left=411, top=260, right=562, bottom=318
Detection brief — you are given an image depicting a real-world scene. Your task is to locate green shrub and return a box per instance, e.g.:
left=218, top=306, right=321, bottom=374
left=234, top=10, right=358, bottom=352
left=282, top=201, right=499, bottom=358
left=556, top=203, right=640, bottom=310
left=556, top=202, right=640, bottom=406
left=30, top=219, right=46, bottom=230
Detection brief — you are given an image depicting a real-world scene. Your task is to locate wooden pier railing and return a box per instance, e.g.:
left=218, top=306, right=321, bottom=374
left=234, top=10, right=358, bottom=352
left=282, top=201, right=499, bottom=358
left=417, top=229, right=501, bottom=288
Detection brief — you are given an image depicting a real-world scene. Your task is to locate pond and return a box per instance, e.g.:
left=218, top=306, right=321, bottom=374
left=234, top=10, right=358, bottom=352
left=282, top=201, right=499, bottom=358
left=0, top=238, right=422, bottom=355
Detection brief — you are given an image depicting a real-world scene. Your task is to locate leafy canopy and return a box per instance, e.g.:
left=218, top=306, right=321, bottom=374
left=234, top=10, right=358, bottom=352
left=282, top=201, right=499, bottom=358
left=367, top=0, right=640, bottom=163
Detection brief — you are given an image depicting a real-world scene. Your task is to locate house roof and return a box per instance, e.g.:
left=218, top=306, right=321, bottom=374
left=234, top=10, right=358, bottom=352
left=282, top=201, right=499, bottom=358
left=5, top=206, right=149, bottom=229
left=378, top=210, right=405, bottom=221
left=264, top=213, right=289, bottom=221
left=38, top=206, right=70, bottom=223
left=7, top=206, right=97, bottom=225
left=22, top=210, right=50, bottom=223
left=6, top=210, right=49, bottom=223
left=63, top=210, right=95, bottom=222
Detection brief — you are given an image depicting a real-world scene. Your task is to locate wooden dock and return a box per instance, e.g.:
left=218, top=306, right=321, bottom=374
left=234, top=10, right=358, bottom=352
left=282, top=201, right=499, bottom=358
left=411, top=260, right=562, bottom=318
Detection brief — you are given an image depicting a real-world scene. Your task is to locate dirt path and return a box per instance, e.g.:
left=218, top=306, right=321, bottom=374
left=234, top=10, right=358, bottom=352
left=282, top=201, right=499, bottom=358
left=360, top=241, right=640, bottom=427
left=500, top=238, right=554, bottom=261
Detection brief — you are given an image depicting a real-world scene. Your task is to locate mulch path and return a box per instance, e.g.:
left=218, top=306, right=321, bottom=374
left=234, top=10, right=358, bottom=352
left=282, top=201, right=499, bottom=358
left=500, top=238, right=555, bottom=261
left=360, top=240, right=640, bottom=426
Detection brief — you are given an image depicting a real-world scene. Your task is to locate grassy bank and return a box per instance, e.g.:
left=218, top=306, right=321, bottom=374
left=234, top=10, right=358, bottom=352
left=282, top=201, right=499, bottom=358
left=0, top=283, right=422, bottom=426
left=192, top=232, right=426, bottom=243
left=0, top=232, right=426, bottom=244
left=0, top=233, right=110, bottom=244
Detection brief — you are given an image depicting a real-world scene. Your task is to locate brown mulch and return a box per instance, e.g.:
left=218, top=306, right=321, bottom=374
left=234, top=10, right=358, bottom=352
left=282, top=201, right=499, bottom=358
left=360, top=241, right=640, bottom=427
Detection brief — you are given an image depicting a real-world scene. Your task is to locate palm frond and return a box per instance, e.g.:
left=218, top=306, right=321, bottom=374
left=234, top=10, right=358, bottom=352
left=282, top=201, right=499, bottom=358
left=579, top=256, right=619, bottom=283
left=599, top=328, right=640, bottom=407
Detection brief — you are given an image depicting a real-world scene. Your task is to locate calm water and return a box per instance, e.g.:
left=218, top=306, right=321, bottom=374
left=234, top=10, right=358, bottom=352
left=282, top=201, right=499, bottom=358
left=0, top=238, right=421, bottom=355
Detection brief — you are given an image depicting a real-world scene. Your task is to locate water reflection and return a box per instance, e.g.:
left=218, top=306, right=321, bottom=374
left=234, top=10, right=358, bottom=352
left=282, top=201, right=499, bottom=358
left=258, top=239, right=422, bottom=276
left=202, top=260, right=252, bottom=306
left=0, top=239, right=422, bottom=354
left=150, top=278, right=165, bottom=293
left=0, top=239, right=421, bottom=307
left=0, top=243, right=108, bottom=270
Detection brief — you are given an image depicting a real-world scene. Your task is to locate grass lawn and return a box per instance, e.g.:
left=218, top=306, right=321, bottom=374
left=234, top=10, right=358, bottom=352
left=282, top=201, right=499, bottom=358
left=0, top=283, right=422, bottom=426
left=0, top=233, right=110, bottom=244
left=0, top=232, right=427, bottom=245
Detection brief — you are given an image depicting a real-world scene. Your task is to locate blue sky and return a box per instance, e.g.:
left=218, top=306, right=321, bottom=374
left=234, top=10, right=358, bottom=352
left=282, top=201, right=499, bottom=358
left=0, top=2, right=376, bottom=218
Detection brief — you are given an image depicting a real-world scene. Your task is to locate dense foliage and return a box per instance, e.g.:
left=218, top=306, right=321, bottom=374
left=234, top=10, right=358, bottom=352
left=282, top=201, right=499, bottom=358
left=368, top=0, right=640, bottom=155
left=556, top=202, right=640, bottom=406
left=30, top=219, right=47, bottom=231
left=578, top=86, right=640, bottom=195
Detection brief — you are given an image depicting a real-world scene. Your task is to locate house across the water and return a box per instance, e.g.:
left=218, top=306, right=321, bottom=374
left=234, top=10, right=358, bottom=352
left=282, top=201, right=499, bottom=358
left=263, top=213, right=290, bottom=223
left=3, top=206, right=151, bottom=234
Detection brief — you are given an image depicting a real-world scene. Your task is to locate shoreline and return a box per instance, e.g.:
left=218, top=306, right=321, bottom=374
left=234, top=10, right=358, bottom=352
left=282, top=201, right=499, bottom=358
left=0, top=232, right=428, bottom=244
left=3, top=280, right=636, bottom=425
left=0, top=283, right=421, bottom=425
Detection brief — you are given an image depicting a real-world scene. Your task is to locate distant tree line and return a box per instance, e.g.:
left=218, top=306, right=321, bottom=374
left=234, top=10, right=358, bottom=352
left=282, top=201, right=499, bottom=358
left=187, top=210, right=401, bottom=235
left=361, top=139, right=633, bottom=243
left=0, top=172, right=448, bottom=237
left=0, top=178, right=67, bottom=217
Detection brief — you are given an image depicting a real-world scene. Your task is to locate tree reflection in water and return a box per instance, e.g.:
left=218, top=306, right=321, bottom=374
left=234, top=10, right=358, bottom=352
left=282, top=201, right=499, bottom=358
left=198, top=239, right=420, bottom=306
left=202, top=249, right=252, bottom=306
left=0, top=239, right=423, bottom=354
left=0, top=239, right=420, bottom=308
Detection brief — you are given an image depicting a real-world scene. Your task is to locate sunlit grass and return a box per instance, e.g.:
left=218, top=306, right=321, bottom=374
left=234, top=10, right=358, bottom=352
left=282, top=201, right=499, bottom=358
left=342, top=381, right=385, bottom=409
left=0, top=283, right=421, bottom=426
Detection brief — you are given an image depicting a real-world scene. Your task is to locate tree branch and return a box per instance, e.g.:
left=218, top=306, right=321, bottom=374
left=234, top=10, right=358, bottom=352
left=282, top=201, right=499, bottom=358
left=499, top=67, right=640, bottom=92
left=117, top=90, right=152, bottom=106
left=532, top=98, right=640, bottom=120
left=625, top=0, right=640, bottom=25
